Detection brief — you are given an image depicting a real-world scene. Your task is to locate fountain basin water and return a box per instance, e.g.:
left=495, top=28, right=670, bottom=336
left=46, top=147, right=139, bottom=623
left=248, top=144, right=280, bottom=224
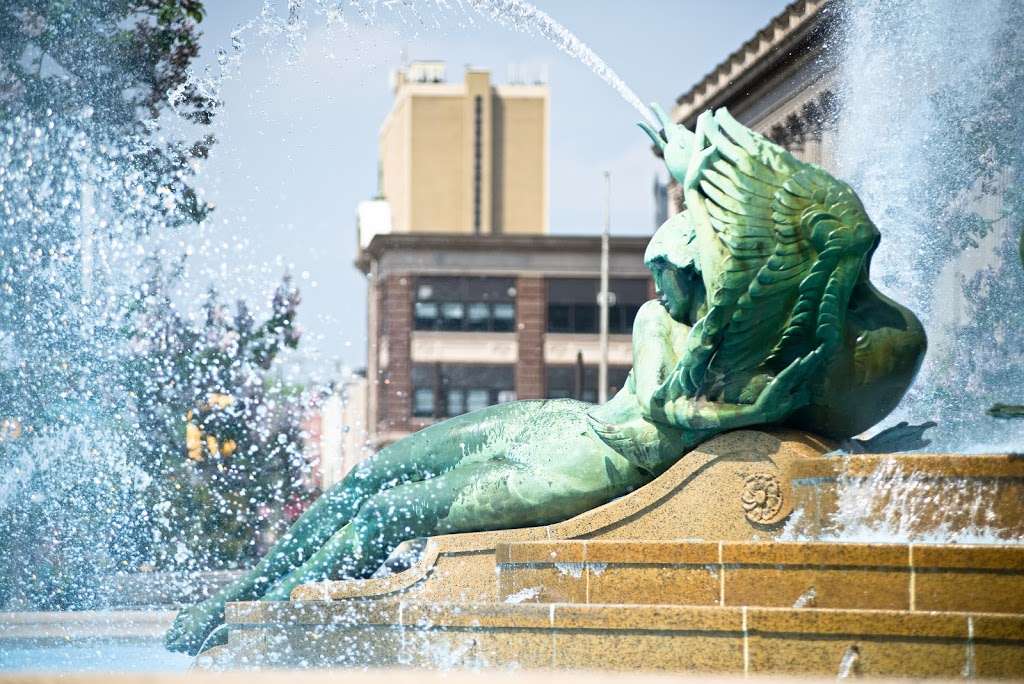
left=0, top=611, right=191, bottom=673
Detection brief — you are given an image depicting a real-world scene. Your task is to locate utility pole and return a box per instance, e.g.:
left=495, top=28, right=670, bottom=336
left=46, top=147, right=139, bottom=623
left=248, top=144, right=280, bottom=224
left=598, top=171, right=611, bottom=404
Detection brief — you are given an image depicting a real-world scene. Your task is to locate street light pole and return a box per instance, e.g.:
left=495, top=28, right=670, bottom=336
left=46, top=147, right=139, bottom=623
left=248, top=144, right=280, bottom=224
left=598, top=171, right=610, bottom=404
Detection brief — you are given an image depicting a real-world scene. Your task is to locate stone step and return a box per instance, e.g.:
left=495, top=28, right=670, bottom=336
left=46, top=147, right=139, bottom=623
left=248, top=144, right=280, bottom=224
left=216, top=599, right=1024, bottom=678
left=495, top=539, right=1024, bottom=614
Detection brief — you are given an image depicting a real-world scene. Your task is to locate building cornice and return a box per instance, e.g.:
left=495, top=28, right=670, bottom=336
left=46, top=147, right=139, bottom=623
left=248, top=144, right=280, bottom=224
left=673, top=0, right=833, bottom=127
left=493, top=84, right=549, bottom=98
left=355, top=233, right=649, bottom=274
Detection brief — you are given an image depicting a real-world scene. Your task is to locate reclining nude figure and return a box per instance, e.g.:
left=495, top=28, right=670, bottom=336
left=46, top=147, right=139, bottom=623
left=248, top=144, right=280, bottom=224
left=167, top=107, right=926, bottom=654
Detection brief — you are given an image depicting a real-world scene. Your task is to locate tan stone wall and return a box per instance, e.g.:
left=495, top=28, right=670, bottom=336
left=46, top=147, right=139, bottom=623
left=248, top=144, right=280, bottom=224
left=379, top=93, right=410, bottom=232
left=493, top=89, right=548, bottom=234
left=409, top=94, right=469, bottom=233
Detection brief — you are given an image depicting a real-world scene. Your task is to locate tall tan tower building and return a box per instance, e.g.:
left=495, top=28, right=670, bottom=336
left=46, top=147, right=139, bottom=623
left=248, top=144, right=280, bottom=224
left=378, top=61, right=548, bottom=235
left=356, top=60, right=650, bottom=447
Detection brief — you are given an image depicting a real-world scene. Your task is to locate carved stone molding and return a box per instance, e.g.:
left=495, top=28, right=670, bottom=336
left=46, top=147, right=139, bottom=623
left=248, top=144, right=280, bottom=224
left=766, top=89, right=839, bottom=151
left=741, top=473, right=785, bottom=525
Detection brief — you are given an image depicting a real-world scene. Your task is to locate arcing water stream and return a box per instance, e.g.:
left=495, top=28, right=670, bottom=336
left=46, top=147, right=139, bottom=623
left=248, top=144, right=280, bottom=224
left=178, top=0, right=656, bottom=126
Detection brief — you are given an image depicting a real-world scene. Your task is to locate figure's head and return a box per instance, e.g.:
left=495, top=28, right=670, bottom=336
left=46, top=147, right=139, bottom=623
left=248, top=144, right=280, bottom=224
left=639, top=103, right=695, bottom=187
left=644, top=213, right=704, bottom=323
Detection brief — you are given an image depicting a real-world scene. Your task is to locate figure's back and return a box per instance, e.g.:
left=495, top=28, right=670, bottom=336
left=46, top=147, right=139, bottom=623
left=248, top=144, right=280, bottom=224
left=640, top=106, right=927, bottom=440
left=786, top=269, right=927, bottom=440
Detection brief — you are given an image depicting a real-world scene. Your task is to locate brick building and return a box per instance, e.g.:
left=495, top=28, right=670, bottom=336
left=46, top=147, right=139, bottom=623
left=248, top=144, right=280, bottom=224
left=357, top=234, right=651, bottom=445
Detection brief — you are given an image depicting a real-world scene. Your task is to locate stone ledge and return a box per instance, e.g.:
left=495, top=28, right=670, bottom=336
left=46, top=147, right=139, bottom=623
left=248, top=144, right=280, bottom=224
left=292, top=429, right=831, bottom=603
left=913, top=543, right=1024, bottom=570
left=495, top=540, right=1024, bottom=614
left=216, top=600, right=1024, bottom=676
left=0, top=610, right=175, bottom=639
left=227, top=599, right=1024, bottom=641
left=791, top=452, right=1024, bottom=480
left=497, top=539, right=1024, bottom=570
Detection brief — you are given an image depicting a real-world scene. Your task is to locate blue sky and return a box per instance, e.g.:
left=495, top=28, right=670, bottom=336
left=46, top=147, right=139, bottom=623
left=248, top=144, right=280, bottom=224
left=183, top=1, right=790, bottom=378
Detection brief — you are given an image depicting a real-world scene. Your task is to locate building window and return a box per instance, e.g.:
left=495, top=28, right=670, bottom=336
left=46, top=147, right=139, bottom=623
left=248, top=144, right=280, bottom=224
left=414, top=276, right=516, bottom=332
left=412, top=388, right=435, bottom=417
left=412, top=364, right=516, bottom=419
left=545, top=365, right=631, bottom=404
left=546, top=278, right=647, bottom=334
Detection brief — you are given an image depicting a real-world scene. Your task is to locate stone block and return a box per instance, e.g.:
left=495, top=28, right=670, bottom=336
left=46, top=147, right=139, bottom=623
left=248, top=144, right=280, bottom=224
left=587, top=564, right=719, bottom=606
left=723, top=566, right=909, bottom=610
left=746, top=634, right=967, bottom=678
left=584, top=540, right=718, bottom=564
left=552, top=632, right=743, bottom=673
left=551, top=604, right=742, bottom=633
left=914, top=569, right=1024, bottom=614
left=497, top=564, right=586, bottom=604
left=401, top=627, right=554, bottom=670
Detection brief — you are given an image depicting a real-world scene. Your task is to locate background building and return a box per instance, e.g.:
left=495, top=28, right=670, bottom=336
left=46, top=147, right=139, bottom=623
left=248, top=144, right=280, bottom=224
left=301, top=371, right=370, bottom=489
left=356, top=61, right=654, bottom=447
left=370, top=61, right=549, bottom=240
left=358, top=234, right=650, bottom=445
left=666, top=0, right=835, bottom=214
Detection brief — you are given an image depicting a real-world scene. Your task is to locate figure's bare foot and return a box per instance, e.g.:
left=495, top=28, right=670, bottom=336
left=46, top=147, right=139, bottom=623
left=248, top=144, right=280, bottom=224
left=165, top=599, right=226, bottom=655
left=260, top=579, right=296, bottom=601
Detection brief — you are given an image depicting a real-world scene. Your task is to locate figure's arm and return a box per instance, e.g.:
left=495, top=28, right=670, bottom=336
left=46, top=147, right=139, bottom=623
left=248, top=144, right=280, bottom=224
left=630, top=300, right=680, bottom=422
left=631, top=302, right=824, bottom=431
left=630, top=301, right=726, bottom=426
left=658, top=388, right=785, bottom=431
left=655, top=349, right=824, bottom=431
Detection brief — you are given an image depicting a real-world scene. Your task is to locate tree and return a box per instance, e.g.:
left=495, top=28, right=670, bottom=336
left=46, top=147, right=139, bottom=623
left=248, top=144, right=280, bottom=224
left=125, top=269, right=313, bottom=570
left=0, top=1, right=216, bottom=608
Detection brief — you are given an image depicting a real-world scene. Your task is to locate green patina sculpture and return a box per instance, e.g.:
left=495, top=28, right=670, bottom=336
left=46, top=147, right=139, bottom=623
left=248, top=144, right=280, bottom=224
left=166, top=106, right=926, bottom=655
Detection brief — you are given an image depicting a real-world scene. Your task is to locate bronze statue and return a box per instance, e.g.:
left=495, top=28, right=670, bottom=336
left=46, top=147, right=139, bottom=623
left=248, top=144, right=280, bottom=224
left=166, top=106, right=926, bottom=655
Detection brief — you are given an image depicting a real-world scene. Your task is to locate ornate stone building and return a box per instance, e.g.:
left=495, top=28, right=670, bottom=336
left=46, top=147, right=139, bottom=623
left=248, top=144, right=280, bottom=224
left=667, top=0, right=836, bottom=214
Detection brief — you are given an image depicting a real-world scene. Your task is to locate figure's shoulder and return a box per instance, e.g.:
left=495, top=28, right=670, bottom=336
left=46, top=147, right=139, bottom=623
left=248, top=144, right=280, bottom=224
left=634, top=299, right=672, bottom=332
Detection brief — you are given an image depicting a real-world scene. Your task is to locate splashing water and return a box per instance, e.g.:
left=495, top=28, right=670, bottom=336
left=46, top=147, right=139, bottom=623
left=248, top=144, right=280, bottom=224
left=831, top=0, right=1024, bottom=451
left=181, top=0, right=655, bottom=126
left=4, top=0, right=1024, bottom=672
left=1, top=0, right=653, bottom=628
left=781, top=456, right=1018, bottom=545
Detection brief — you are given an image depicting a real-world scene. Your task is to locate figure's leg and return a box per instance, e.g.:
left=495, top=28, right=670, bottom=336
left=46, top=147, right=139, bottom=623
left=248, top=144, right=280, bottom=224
left=260, top=461, right=498, bottom=600
left=262, top=430, right=637, bottom=603
left=165, top=404, right=525, bottom=654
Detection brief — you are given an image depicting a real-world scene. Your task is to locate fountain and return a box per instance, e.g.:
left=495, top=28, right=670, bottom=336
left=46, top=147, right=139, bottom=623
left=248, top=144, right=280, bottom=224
left=2, top=0, right=1023, bottom=679
left=189, top=101, right=1024, bottom=676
